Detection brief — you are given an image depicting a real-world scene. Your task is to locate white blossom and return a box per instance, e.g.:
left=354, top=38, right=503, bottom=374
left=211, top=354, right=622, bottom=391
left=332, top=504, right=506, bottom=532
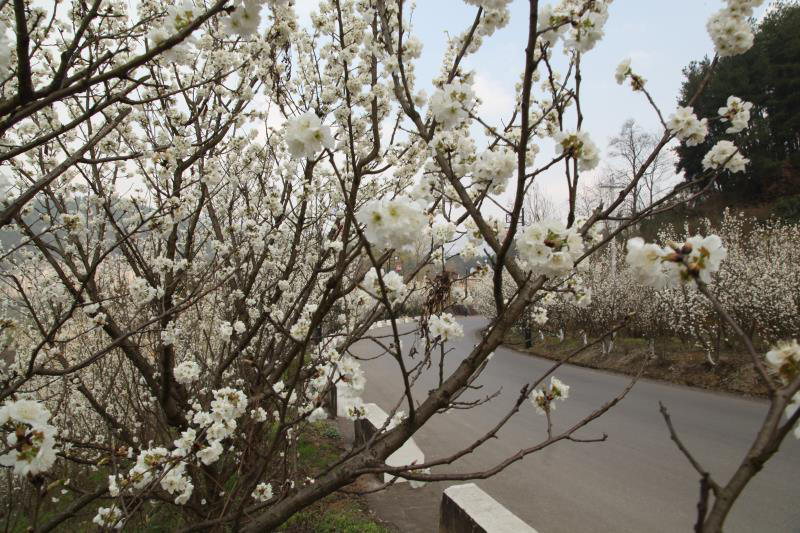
left=668, top=106, right=708, bottom=147
left=532, top=307, right=548, bottom=325
left=718, top=96, right=753, bottom=134
left=626, top=237, right=672, bottom=289
left=615, top=58, right=631, bottom=85
left=252, top=482, right=273, bottom=502
left=765, top=339, right=799, bottom=383
left=93, top=506, right=123, bottom=529
left=554, top=131, right=599, bottom=171
left=530, top=377, right=570, bottom=414
left=219, top=321, right=234, bottom=338
left=223, top=0, right=262, bottom=36
left=538, top=0, right=611, bottom=52
left=197, top=440, right=223, bottom=465
left=356, top=197, right=428, bottom=253
left=615, top=57, right=646, bottom=89
left=362, top=268, right=408, bottom=304
left=625, top=234, right=727, bottom=288
left=251, top=407, right=268, bottom=422
left=428, top=313, right=464, bottom=341
left=0, top=399, right=58, bottom=476
left=429, top=81, right=476, bottom=130
left=516, top=220, right=584, bottom=277
left=174, top=361, right=201, bottom=385
left=707, top=7, right=755, bottom=57
left=284, top=111, right=334, bottom=159
left=702, top=140, right=749, bottom=174
left=472, top=149, right=516, bottom=194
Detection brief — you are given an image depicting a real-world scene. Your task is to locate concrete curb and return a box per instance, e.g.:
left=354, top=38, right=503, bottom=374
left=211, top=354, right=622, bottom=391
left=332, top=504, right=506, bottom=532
left=440, top=483, right=538, bottom=533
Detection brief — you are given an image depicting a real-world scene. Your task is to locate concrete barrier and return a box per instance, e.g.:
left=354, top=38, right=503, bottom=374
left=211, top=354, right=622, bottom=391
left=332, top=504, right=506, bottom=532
left=439, top=483, right=538, bottom=533
left=350, top=401, right=425, bottom=484
left=322, top=385, right=337, bottom=418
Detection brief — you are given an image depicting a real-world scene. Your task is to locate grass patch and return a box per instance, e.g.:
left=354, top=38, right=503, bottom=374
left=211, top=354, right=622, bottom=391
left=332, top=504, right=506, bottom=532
left=281, top=421, right=396, bottom=533
left=278, top=495, right=393, bottom=533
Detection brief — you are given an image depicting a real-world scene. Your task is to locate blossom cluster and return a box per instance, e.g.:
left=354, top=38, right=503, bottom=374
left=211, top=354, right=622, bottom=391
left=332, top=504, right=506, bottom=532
left=667, top=106, right=708, bottom=147
left=615, top=58, right=646, bottom=90
left=668, top=98, right=750, bottom=174
left=93, top=506, right=123, bottom=530
left=107, top=387, right=250, bottom=512
left=718, top=96, right=753, bottom=134
left=564, top=276, right=592, bottom=308
left=431, top=219, right=457, bottom=246
left=765, top=340, right=800, bottom=440
left=289, top=303, right=319, bottom=342
left=362, top=268, right=408, bottom=305
left=472, top=149, right=516, bottom=194
left=2, top=0, right=790, bottom=526
left=553, top=131, right=600, bottom=171
left=429, top=81, right=477, bottom=130
left=516, top=220, right=585, bottom=278
left=147, top=1, right=203, bottom=48
left=626, top=234, right=727, bottom=288
left=707, top=0, right=765, bottom=57
left=335, top=353, right=368, bottom=421
left=702, top=140, right=749, bottom=174
left=532, top=306, right=549, bottom=325
left=530, top=377, right=570, bottom=415
left=284, top=111, right=335, bottom=159
left=223, top=0, right=263, bottom=36
left=538, top=0, right=612, bottom=53
left=0, top=399, right=58, bottom=476
left=429, top=313, right=465, bottom=341
left=765, top=340, right=799, bottom=386
left=174, top=361, right=201, bottom=385
left=490, top=213, right=800, bottom=357
left=357, top=196, right=428, bottom=253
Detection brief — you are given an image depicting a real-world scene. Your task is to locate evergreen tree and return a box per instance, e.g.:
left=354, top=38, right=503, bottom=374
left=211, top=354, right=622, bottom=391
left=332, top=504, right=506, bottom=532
left=676, top=3, right=800, bottom=201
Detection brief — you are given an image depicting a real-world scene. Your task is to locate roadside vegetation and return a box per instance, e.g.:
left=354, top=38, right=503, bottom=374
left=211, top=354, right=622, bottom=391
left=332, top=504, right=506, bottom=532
left=477, top=211, right=799, bottom=396
left=1, top=422, right=393, bottom=533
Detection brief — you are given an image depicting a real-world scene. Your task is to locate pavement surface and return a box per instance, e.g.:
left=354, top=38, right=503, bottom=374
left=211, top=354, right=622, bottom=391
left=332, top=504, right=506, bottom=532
left=350, top=317, right=800, bottom=533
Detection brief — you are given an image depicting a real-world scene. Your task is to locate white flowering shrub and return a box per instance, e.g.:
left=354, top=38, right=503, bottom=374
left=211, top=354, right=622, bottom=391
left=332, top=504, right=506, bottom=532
left=0, top=0, right=793, bottom=531
left=500, top=213, right=800, bottom=358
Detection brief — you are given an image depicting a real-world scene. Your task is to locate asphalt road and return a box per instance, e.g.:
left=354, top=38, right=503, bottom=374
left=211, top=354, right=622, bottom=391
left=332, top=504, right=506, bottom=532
left=352, top=317, right=800, bottom=533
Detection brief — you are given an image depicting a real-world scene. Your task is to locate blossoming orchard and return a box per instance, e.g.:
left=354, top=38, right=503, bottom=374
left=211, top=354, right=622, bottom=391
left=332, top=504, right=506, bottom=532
left=0, top=0, right=797, bottom=531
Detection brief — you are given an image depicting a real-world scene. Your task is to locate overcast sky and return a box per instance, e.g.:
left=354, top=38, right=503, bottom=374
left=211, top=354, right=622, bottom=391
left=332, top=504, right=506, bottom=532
left=295, top=0, right=772, bottom=213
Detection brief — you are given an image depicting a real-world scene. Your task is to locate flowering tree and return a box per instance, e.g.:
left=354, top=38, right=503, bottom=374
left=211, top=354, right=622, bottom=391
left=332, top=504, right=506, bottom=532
left=0, top=0, right=797, bottom=532
left=497, top=212, right=800, bottom=360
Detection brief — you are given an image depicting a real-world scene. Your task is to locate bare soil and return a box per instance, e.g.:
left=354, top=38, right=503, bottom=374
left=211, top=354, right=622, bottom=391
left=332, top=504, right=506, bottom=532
left=504, top=331, right=769, bottom=397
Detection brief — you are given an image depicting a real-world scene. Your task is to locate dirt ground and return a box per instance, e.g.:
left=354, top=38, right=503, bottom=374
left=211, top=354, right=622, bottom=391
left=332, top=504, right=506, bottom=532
left=504, top=331, right=769, bottom=397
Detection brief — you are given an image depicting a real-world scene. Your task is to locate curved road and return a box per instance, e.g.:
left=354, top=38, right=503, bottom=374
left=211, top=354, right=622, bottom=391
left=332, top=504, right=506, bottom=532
left=352, top=317, right=799, bottom=533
